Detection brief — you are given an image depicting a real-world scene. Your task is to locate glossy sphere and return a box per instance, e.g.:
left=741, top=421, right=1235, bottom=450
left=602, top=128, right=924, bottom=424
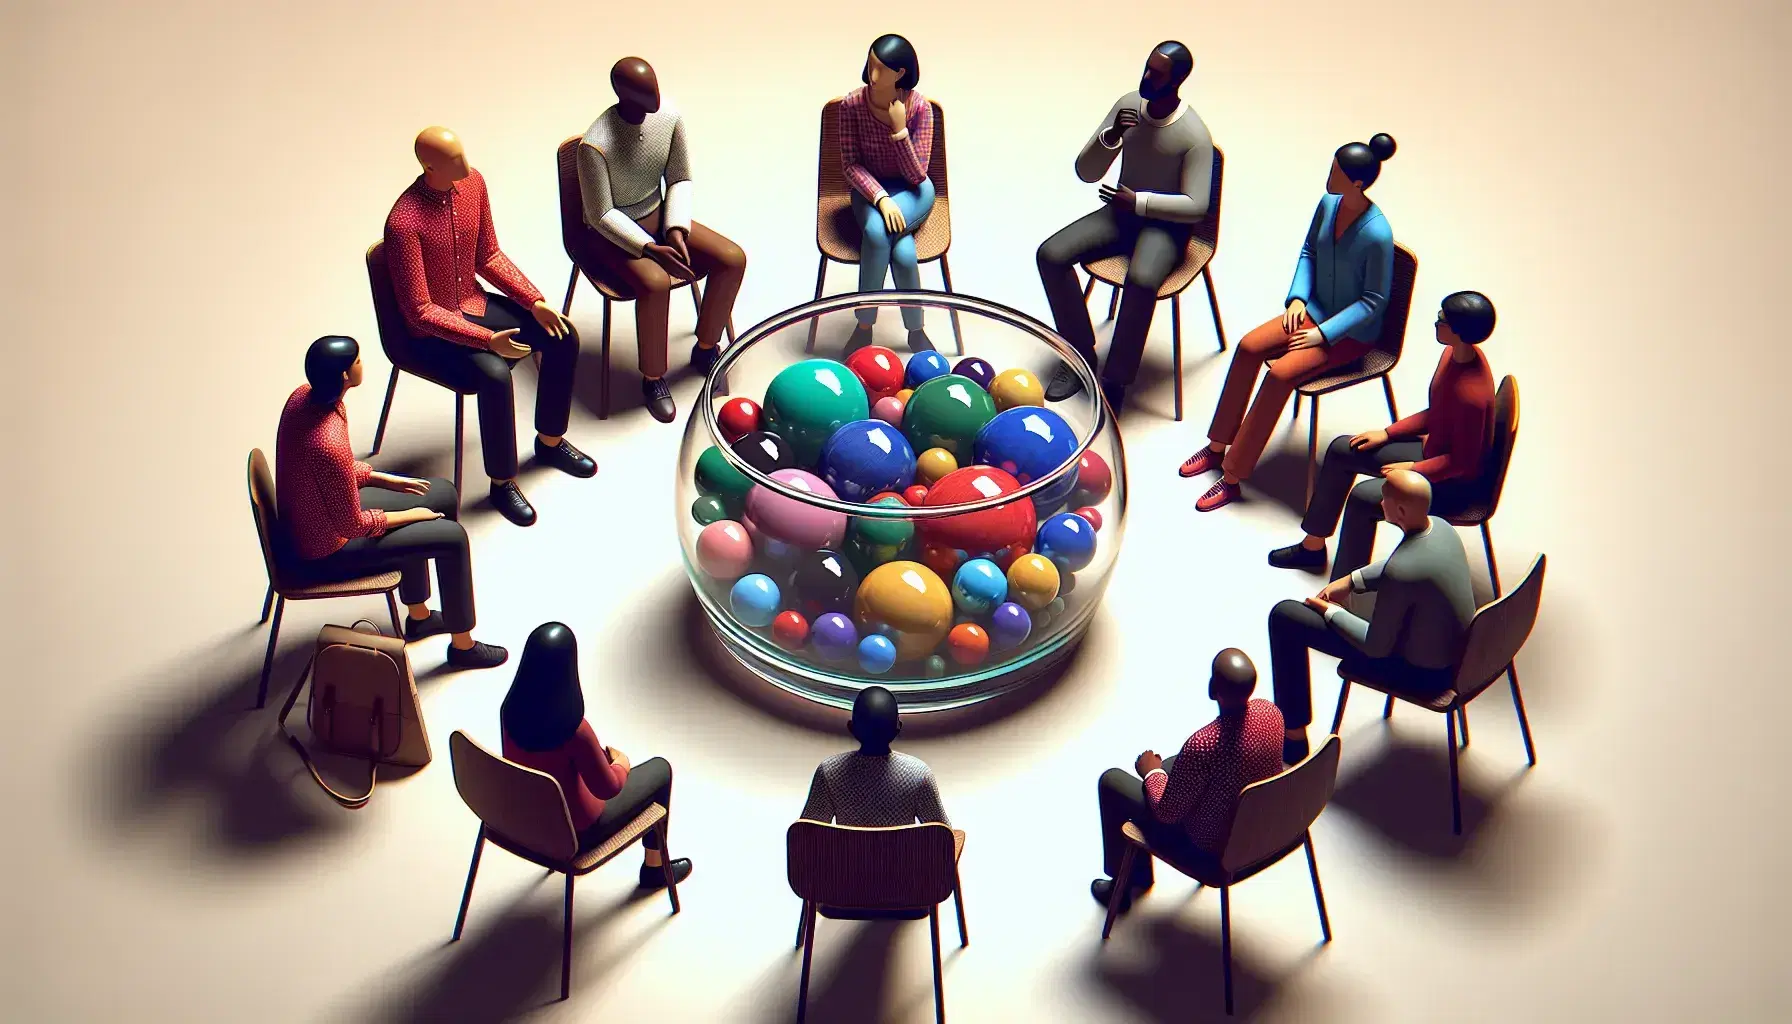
left=1035, top=512, right=1098, bottom=573
left=745, top=469, right=848, bottom=549
left=904, top=350, right=952, bottom=389
left=845, top=346, right=906, bottom=402
left=895, top=388, right=914, bottom=404
left=761, top=358, right=871, bottom=465
left=695, top=520, right=755, bottom=579
left=771, top=610, right=810, bottom=650
left=857, top=633, right=899, bottom=674
left=1045, top=597, right=1067, bottom=620
left=730, top=430, right=796, bottom=476
left=811, top=612, right=859, bottom=662
left=785, top=550, right=860, bottom=619
left=950, top=558, right=1009, bottom=615
left=690, top=494, right=729, bottom=526
left=946, top=623, right=991, bottom=665
left=903, top=484, right=930, bottom=505
left=902, top=374, right=998, bottom=461
left=989, top=367, right=1045, bottom=411
left=695, top=445, right=753, bottom=508
left=917, top=466, right=1036, bottom=574
left=717, top=397, right=762, bottom=443
left=987, top=601, right=1032, bottom=651
left=1005, top=553, right=1061, bottom=611
left=914, top=447, right=959, bottom=486
left=853, top=560, right=953, bottom=661
left=845, top=497, right=914, bottom=574
left=818, top=419, right=917, bottom=502
left=952, top=356, right=997, bottom=390
left=1073, top=450, right=1114, bottom=505
left=729, top=573, right=782, bottom=627
left=872, top=395, right=905, bottom=425
left=973, top=406, right=1080, bottom=510
left=923, top=655, right=948, bottom=678
left=1074, top=506, right=1103, bottom=531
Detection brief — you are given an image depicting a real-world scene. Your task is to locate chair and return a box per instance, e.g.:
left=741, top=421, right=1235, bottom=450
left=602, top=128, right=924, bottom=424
left=1444, top=375, right=1521, bottom=596
left=247, top=449, right=402, bottom=709
left=554, top=136, right=735, bottom=419
left=365, top=241, right=466, bottom=499
left=1101, top=735, right=1341, bottom=1016
left=1078, top=145, right=1230, bottom=421
left=805, top=97, right=964, bottom=356
left=1289, top=242, right=1418, bottom=504
left=787, top=820, right=968, bottom=1024
left=1331, top=554, right=1545, bottom=835
left=447, top=731, right=681, bottom=1002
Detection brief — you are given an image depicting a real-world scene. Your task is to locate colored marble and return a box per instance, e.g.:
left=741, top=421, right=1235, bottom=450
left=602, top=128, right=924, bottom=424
left=857, top=633, right=899, bottom=674
left=771, top=610, right=810, bottom=650
left=1035, top=512, right=1098, bottom=573
left=745, top=468, right=848, bottom=549
left=950, top=558, right=1009, bottom=615
left=818, top=419, right=917, bottom=502
left=917, top=465, right=1036, bottom=574
left=973, top=405, right=1080, bottom=510
left=717, top=397, right=762, bottom=443
left=914, top=446, right=959, bottom=486
left=810, top=612, right=859, bottom=662
left=903, top=350, right=952, bottom=389
left=1073, top=506, right=1103, bottom=531
left=988, top=601, right=1032, bottom=651
left=989, top=367, right=1045, bottom=411
left=872, top=395, right=905, bottom=425
left=902, top=374, right=997, bottom=461
left=902, top=484, right=930, bottom=506
left=845, top=496, right=914, bottom=574
left=853, top=560, right=953, bottom=661
left=1073, top=450, right=1114, bottom=504
left=690, top=494, right=729, bottom=526
left=946, top=622, right=991, bottom=666
left=785, top=549, right=860, bottom=619
left=695, top=520, right=755, bottom=579
left=695, top=445, right=752, bottom=507
left=1005, top=553, right=1061, bottom=611
left=761, top=358, right=871, bottom=465
left=923, top=654, right=949, bottom=678
left=845, top=345, right=906, bottom=403
left=952, top=356, right=997, bottom=390
left=729, top=573, right=782, bottom=627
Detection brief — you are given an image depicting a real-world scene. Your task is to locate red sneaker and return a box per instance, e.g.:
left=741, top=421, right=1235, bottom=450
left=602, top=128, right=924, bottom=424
left=1178, top=447, right=1224, bottom=478
left=1195, top=479, right=1241, bottom=512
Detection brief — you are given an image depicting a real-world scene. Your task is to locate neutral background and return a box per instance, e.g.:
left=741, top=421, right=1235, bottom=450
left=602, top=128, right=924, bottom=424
left=6, top=0, right=1788, bottom=1020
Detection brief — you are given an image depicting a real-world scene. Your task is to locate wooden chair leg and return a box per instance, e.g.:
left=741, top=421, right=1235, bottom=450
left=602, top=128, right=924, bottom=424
left=599, top=297, right=613, bottom=420
left=1081, top=272, right=1095, bottom=304
left=805, top=255, right=828, bottom=354
left=1202, top=265, right=1228, bottom=351
left=1304, top=832, right=1332, bottom=942
left=1381, top=375, right=1399, bottom=421
left=689, top=280, right=704, bottom=320
left=794, top=899, right=808, bottom=950
left=1101, top=845, right=1136, bottom=940
left=259, top=584, right=274, bottom=624
left=1481, top=523, right=1503, bottom=596
left=560, top=873, right=575, bottom=1000
left=1383, top=695, right=1395, bottom=719
left=1220, top=885, right=1234, bottom=1015
left=1330, top=680, right=1351, bottom=733
left=953, top=868, right=969, bottom=946
left=386, top=591, right=402, bottom=637
left=657, top=821, right=681, bottom=913
left=452, top=396, right=464, bottom=498
left=256, top=596, right=285, bottom=709
left=1172, top=295, right=1184, bottom=422
left=796, top=902, right=819, bottom=1024
left=930, top=906, right=947, bottom=1024
left=451, top=825, right=484, bottom=940
left=1105, top=282, right=1120, bottom=321
left=561, top=264, right=579, bottom=317
left=1446, top=708, right=1463, bottom=835
left=939, top=255, right=965, bottom=356
left=1509, top=663, right=1538, bottom=765
left=370, top=366, right=401, bottom=458
left=1458, top=706, right=1471, bottom=748
left=1305, top=395, right=1321, bottom=506
left=1290, top=393, right=1300, bottom=423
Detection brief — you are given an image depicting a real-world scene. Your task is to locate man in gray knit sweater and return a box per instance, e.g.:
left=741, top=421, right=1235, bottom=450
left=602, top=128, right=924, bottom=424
left=800, top=686, right=950, bottom=828
left=1037, top=41, right=1214, bottom=414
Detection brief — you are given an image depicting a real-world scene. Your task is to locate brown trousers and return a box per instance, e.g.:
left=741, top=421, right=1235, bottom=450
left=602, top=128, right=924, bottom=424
left=585, top=207, right=746, bottom=378
left=1206, top=312, right=1372, bottom=480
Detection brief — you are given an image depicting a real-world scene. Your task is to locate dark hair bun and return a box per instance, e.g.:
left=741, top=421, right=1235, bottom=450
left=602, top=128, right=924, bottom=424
left=1369, top=133, right=1397, bottom=161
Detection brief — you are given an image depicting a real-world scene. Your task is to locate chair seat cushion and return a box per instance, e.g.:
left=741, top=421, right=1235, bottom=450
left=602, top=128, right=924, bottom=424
left=1297, top=348, right=1398, bottom=396
left=278, top=570, right=403, bottom=600
left=1337, top=660, right=1458, bottom=711
left=817, top=195, right=952, bottom=265
left=1083, top=233, right=1216, bottom=298
left=1443, top=502, right=1493, bottom=525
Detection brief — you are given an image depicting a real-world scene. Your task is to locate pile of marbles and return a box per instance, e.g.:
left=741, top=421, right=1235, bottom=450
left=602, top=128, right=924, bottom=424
left=688, top=346, right=1112, bottom=679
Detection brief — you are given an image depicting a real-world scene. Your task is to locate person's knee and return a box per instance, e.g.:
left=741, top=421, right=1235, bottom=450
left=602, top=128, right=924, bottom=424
left=470, top=354, right=513, bottom=393
left=1269, top=598, right=1307, bottom=629
left=1266, top=358, right=1310, bottom=385
left=1326, top=434, right=1356, bottom=461
left=427, top=478, right=459, bottom=512
left=1037, top=236, right=1073, bottom=272
left=1123, top=263, right=1167, bottom=294
left=1347, top=478, right=1385, bottom=510
left=717, top=240, right=747, bottom=273
left=635, top=263, right=673, bottom=297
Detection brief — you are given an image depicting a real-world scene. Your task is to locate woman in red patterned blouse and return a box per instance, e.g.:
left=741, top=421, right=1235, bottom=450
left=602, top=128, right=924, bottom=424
left=839, top=34, right=939, bottom=355
left=275, top=336, right=506, bottom=669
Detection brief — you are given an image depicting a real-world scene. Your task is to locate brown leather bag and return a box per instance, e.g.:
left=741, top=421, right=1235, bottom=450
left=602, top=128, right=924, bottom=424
left=279, top=620, right=431, bottom=808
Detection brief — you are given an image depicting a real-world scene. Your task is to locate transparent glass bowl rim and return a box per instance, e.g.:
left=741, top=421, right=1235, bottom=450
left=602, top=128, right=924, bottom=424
left=697, top=290, right=1112, bottom=520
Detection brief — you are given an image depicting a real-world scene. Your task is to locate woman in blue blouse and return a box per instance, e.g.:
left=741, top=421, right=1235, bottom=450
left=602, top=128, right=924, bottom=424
left=1182, top=134, right=1398, bottom=512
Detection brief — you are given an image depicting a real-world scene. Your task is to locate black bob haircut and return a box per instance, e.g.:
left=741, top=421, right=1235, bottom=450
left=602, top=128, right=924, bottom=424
left=863, top=34, right=920, bottom=91
left=1335, top=133, right=1398, bottom=188
left=304, top=335, right=359, bottom=406
left=1441, top=291, right=1497, bottom=343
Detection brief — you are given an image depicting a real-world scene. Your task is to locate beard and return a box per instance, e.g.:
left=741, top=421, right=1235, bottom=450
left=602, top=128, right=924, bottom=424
left=1138, top=74, right=1174, bottom=101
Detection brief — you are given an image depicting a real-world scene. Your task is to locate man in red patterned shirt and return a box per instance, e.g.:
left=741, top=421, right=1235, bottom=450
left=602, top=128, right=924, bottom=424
left=384, top=127, right=596, bottom=528
left=1091, top=648, right=1284, bottom=911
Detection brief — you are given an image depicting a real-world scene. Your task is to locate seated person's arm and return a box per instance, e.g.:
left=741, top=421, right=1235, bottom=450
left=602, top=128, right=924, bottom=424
left=1135, top=143, right=1212, bottom=223
left=385, top=224, right=493, bottom=348
left=913, top=768, right=950, bottom=826
left=1410, top=395, right=1494, bottom=482
left=1328, top=576, right=1415, bottom=658
left=893, top=99, right=933, bottom=185
left=1385, top=407, right=1430, bottom=441
left=472, top=184, right=543, bottom=307
left=567, top=720, right=628, bottom=800
left=577, top=144, right=656, bottom=257
left=838, top=102, right=887, bottom=204
left=661, top=117, right=693, bottom=234
left=1286, top=201, right=1325, bottom=311
left=310, top=452, right=388, bottom=541
left=1314, top=230, right=1394, bottom=345
left=1074, top=96, right=1128, bottom=183
left=798, top=764, right=834, bottom=823
left=1145, top=742, right=1210, bottom=824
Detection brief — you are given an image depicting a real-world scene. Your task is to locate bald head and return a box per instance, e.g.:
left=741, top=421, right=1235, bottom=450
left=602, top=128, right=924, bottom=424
left=849, top=686, right=901, bottom=751
left=611, top=57, right=660, bottom=117
left=1380, top=469, right=1432, bottom=530
left=413, top=126, right=470, bottom=185
left=1209, top=648, right=1257, bottom=712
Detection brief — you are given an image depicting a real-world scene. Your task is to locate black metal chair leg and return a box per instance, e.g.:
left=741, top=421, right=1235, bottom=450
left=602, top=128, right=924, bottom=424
left=1383, top=694, right=1395, bottom=719
left=794, top=899, right=808, bottom=950
left=1291, top=393, right=1299, bottom=423
left=1172, top=294, right=1184, bottom=421
left=1381, top=375, right=1399, bottom=421
left=259, top=584, right=274, bottom=624
left=953, top=869, right=969, bottom=946
left=796, top=903, right=818, bottom=1023
left=805, top=255, right=828, bottom=353
left=257, top=597, right=285, bottom=709
left=1330, top=680, right=1352, bottom=733
left=370, top=366, right=400, bottom=457
left=1458, top=706, right=1471, bottom=748
left=1101, top=845, right=1136, bottom=940
left=930, top=906, right=946, bottom=1024
left=386, top=592, right=402, bottom=637
left=939, top=255, right=965, bottom=356
left=1220, top=885, right=1234, bottom=1015
left=451, top=826, right=485, bottom=940
left=658, top=822, right=681, bottom=913
left=690, top=280, right=704, bottom=320
left=452, top=396, right=464, bottom=497
left=1202, top=265, right=1228, bottom=351
left=560, top=264, right=579, bottom=316
left=1509, top=664, right=1538, bottom=765
left=1304, top=832, right=1332, bottom=942
left=1447, top=708, right=1463, bottom=835
left=1305, top=395, right=1321, bottom=506
left=599, top=297, right=613, bottom=420
left=1481, top=523, right=1503, bottom=596
left=560, top=873, right=575, bottom=1000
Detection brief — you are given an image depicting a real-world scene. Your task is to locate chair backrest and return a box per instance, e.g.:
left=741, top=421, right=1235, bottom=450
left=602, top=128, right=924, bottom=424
left=364, top=240, right=418, bottom=368
left=1453, top=554, right=1547, bottom=699
left=246, top=448, right=285, bottom=585
left=786, top=819, right=958, bottom=909
left=1376, top=242, right=1419, bottom=357
left=448, top=730, right=580, bottom=863
left=1220, top=733, right=1341, bottom=874
left=816, top=96, right=950, bottom=202
left=1480, top=375, right=1521, bottom=513
left=1195, top=145, right=1224, bottom=251
left=555, top=135, right=596, bottom=260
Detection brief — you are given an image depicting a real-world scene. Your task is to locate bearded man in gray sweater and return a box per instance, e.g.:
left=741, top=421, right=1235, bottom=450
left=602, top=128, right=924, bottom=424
left=1037, top=41, right=1215, bottom=414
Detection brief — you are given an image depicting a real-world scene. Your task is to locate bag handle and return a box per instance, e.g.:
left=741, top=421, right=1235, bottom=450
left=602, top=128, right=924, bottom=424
left=278, top=652, right=380, bottom=809
left=349, top=618, right=382, bottom=636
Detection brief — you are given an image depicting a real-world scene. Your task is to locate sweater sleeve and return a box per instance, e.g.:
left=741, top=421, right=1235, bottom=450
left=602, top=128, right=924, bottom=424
left=1135, top=137, right=1212, bottom=223
left=579, top=143, right=657, bottom=257
left=309, top=446, right=387, bottom=541
left=1411, top=389, right=1494, bottom=482
left=895, top=97, right=932, bottom=185
left=1075, top=95, right=1128, bottom=183
left=1336, top=575, right=1415, bottom=658
left=569, top=721, right=628, bottom=800
left=1145, top=736, right=1210, bottom=824
left=1316, top=225, right=1393, bottom=345
left=912, top=765, right=950, bottom=826
left=384, top=219, right=492, bottom=348
left=1286, top=200, right=1325, bottom=308
left=473, top=178, right=544, bottom=306
left=662, top=117, right=693, bottom=232
left=1386, top=408, right=1430, bottom=440
left=351, top=460, right=375, bottom=485
left=799, top=764, right=834, bottom=822
left=840, top=100, right=887, bottom=203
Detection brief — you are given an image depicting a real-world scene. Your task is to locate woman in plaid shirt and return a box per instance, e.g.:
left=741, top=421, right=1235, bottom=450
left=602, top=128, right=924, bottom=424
left=840, top=34, right=938, bottom=355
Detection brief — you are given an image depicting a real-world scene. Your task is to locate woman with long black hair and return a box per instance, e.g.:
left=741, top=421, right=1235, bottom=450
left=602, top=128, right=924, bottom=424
left=500, top=623, right=692, bottom=886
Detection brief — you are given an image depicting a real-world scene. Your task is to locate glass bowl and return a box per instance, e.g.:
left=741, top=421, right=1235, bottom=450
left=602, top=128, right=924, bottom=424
left=675, top=290, right=1127, bottom=712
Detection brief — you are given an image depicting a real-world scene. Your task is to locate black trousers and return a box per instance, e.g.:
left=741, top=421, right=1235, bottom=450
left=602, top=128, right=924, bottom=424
left=577, top=756, right=673, bottom=853
left=1098, top=757, right=1207, bottom=888
left=1302, top=435, right=1487, bottom=582
left=295, top=479, right=476, bottom=632
left=403, top=292, right=579, bottom=481
left=1268, top=599, right=1450, bottom=729
left=1038, top=207, right=1193, bottom=387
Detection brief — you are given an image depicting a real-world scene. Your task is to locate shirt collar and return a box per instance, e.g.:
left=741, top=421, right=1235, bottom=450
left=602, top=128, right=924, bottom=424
left=413, top=176, right=456, bottom=203
left=1142, top=100, right=1187, bottom=128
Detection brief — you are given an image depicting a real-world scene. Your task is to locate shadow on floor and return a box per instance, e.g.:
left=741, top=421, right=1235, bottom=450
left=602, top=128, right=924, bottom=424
left=1327, top=731, right=1525, bottom=859
left=757, top=918, right=906, bottom=1024
left=1090, top=907, right=1323, bottom=1022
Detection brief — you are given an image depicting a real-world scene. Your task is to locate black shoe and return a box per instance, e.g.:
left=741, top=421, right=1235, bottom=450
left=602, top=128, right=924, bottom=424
left=403, top=612, right=449, bottom=643
left=1091, top=876, right=1147, bottom=912
left=1045, top=361, right=1086, bottom=402
left=1099, top=379, right=1127, bottom=416
left=1283, top=736, right=1310, bottom=767
left=1269, top=542, right=1327, bottom=571
left=843, top=323, right=876, bottom=356
left=907, top=328, right=936, bottom=353
left=446, top=640, right=509, bottom=670
left=640, top=858, right=693, bottom=889
left=691, top=341, right=728, bottom=396
left=642, top=377, right=677, bottom=424
left=534, top=437, right=597, bottom=478
left=490, top=480, right=537, bottom=527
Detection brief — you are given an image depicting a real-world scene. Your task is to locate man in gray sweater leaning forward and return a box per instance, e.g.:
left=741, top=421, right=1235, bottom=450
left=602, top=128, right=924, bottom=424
left=1037, top=40, right=1214, bottom=414
left=1269, top=469, right=1477, bottom=764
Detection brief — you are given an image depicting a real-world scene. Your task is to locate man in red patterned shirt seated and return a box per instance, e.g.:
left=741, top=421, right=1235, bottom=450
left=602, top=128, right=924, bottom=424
left=383, top=126, right=596, bottom=528
left=1091, top=649, right=1285, bottom=911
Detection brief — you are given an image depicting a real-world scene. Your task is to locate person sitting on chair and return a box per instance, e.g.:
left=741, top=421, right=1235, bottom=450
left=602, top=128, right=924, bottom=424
left=1091, top=649, right=1283, bottom=912
left=1270, top=469, right=1476, bottom=764
left=500, top=622, right=693, bottom=889
left=1181, top=134, right=1400, bottom=512
left=276, top=336, right=506, bottom=669
left=383, top=126, right=596, bottom=529
left=1037, top=40, right=1214, bottom=414
left=839, top=33, right=939, bottom=356
left=578, top=56, right=748, bottom=423
left=1270, top=291, right=1499, bottom=578
left=800, top=686, right=949, bottom=827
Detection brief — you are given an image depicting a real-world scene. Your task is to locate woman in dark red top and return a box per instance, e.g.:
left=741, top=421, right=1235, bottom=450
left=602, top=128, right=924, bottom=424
left=500, top=623, right=692, bottom=887
left=1268, top=291, right=1500, bottom=580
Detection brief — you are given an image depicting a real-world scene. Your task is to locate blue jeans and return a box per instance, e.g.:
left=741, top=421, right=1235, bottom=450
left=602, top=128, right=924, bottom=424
left=851, top=177, right=936, bottom=328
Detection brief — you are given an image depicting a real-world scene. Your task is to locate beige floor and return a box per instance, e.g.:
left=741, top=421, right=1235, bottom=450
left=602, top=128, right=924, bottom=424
left=9, top=0, right=1790, bottom=1020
